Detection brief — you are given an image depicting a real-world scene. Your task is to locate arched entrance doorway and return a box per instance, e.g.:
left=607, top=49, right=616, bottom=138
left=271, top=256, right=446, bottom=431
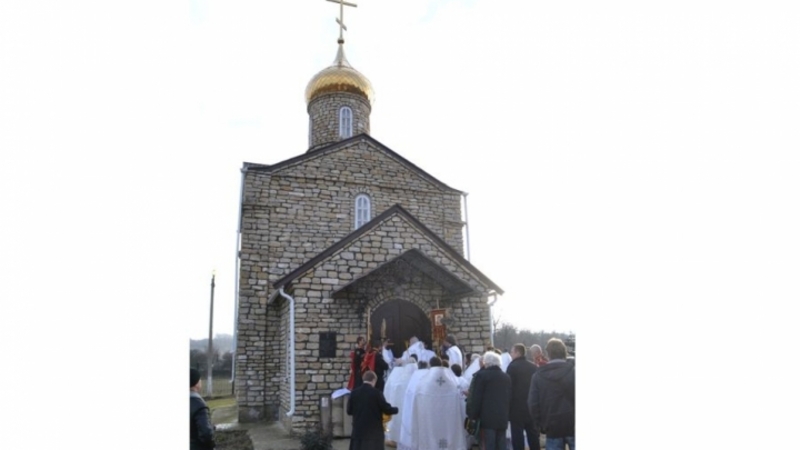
left=370, top=299, right=431, bottom=359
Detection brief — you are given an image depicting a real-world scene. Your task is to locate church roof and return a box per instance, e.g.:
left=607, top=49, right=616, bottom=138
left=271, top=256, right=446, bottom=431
left=305, top=43, right=374, bottom=105
left=242, top=134, right=462, bottom=194
left=272, top=204, right=503, bottom=295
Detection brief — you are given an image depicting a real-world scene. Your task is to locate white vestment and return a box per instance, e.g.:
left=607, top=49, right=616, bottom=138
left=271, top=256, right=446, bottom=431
left=384, top=363, right=417, bottom=443
left=456, top=376, right=471, bottom=399
left=462, top=356, right=481, bottom=381
left=400, top=341, right=425, bottom=364
left=398, top=367, right=467, bottom=450
left=445, top=345, right=463, bottom=368
left=454, top=372, right=470, bottom=423
left=398, top=368, right=429, bottom=450
left=420, top=348, right=436, bottom=364
left=382, top=347, right=395, bottom=375
left=500, top=352, right=512, bottom=372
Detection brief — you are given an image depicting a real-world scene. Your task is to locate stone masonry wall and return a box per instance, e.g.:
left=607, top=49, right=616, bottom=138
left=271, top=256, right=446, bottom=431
left=308, top=92, right=371, bottom=150
left=274, top=213, right=492, bottom=433
left=265, top=139, right=465, bottom=265
left=238, top=140, right=481, bottom=429
left=236, top=171, right=282, bottom=422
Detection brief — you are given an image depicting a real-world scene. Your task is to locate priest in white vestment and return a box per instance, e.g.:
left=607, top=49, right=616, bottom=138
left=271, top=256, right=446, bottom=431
left=398, top=338, right=424, bottom=365
left=397, top=362, right=430, bottom=450
left=420, top=344, right=436, bottom=364
left=443, top=335, right=463, bottom=369
left=398, top=357, right=466, bottom=450
left=384, top=362, right=416, bottom=445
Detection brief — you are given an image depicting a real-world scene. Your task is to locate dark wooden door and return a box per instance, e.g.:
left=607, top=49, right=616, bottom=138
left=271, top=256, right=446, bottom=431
left=370, top=299, right=431, bottom=359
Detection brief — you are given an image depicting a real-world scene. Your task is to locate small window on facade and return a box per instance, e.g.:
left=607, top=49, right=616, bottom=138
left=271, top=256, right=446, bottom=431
left=319, top=332, right=337, bottom=358
left=339, top=106, right=353, bottom=138
left=354, top=194, right=370, bottom=229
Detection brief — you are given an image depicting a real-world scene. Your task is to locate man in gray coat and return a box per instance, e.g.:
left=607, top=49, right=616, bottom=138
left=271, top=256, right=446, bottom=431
left=528, top=339, right=575, bottom=450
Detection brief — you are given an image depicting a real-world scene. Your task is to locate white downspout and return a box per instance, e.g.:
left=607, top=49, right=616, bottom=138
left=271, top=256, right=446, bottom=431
left=462, top=192, right=471, bottom=261
left=488, top=292, right=498, bottom=347
left=278, top=287, right=296, bottom=418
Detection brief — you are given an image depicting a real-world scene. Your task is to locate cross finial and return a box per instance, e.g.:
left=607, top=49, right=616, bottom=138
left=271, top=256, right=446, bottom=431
left=326, top=0, right=357, bottom=44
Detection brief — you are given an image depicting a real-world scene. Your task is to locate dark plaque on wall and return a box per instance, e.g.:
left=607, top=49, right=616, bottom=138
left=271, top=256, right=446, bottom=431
left=319, top=332, right=337, bottom=358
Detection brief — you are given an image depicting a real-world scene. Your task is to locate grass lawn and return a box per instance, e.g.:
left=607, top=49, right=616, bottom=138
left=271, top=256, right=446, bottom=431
left=216, top=429, right=253, bottom=450
left=207, top=396, right=236, bottom=411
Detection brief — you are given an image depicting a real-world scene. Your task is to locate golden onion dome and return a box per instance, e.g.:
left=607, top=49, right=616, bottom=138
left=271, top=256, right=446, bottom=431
left=305, top=44, right=374, bottom=106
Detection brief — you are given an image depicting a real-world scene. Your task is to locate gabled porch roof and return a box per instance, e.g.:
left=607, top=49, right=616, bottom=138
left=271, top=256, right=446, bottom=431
left=331, top=248, right=481, bottom=300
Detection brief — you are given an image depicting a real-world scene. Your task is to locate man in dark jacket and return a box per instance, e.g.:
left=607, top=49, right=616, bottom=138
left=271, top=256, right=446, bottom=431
left=370, top=340, right=390, bottom=392
left=190, top=368, right=215, bottom=450
left=507, top=343, right=539, bottom=450
left=528, top=338, right=575, bottom=450
left=347, top=370, right=399, bottom=450
left=467, top=351, right=511, bottom=450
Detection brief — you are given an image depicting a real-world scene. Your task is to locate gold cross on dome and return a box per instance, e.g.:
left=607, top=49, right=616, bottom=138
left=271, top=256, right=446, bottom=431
left=326, top=0, right=357, bottom=43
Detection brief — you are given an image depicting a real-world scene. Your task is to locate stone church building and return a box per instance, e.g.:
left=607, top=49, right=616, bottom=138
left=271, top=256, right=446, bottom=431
left=234, top=34, right=503, bottom=433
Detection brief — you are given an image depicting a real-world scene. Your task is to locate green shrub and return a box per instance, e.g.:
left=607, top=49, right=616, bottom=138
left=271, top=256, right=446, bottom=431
left=299, top=427, right=333, bottom=450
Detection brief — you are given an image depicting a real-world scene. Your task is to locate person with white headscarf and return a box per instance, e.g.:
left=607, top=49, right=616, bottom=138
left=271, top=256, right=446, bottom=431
left=467, top=352, right=511, bottom=450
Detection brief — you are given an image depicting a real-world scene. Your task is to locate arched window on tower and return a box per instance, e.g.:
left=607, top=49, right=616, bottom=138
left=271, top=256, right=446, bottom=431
left=354, top=194, right=371, bottom=229
left=339, top=106, right=353, bottom=138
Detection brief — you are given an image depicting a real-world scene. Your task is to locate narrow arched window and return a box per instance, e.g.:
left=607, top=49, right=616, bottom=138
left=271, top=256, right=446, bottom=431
left=354, top=194, right=371, bottom=229
left=339, top=106, right=353, bottom=138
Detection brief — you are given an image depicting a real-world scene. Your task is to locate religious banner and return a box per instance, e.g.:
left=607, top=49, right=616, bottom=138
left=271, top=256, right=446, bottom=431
left=431, top=308, right=446, bottom=348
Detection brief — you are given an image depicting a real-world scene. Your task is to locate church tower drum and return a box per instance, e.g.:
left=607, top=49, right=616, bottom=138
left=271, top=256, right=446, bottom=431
left=305, top=40, right=374, bottom=150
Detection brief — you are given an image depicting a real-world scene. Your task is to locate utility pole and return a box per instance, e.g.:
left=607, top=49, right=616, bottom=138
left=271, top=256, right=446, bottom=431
left=206, top=270, right=216, bottom=397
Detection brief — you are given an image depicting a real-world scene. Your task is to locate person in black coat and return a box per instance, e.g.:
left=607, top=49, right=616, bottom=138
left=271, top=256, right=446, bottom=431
left=467, top=351, right=512, bottom=450
left=528, top=338, right=575, bottom=450
left=190, top=368, right=215, bottom=450
left=347, top=370, right=399, bottom=450
left=348, top=337, right=367, bottom=390
left=371, top=339, right=390, bottom=392
left=506, top=343, right=539, bottom=450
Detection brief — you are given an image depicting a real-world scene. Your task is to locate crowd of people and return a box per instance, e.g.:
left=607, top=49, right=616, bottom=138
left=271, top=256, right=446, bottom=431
left=346, top=335, right=575, bottom=450
left=189, top=334, right=574, bottom=450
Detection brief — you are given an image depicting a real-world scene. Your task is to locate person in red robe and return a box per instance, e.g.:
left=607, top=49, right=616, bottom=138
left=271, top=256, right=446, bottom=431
left=360, top=339, right=390, bottom=392
left=348, top=336, right=367, bottom=390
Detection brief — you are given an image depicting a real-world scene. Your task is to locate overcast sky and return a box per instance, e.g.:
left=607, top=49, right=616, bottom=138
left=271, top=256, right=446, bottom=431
left=2, top=2, right=799, bottom=448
